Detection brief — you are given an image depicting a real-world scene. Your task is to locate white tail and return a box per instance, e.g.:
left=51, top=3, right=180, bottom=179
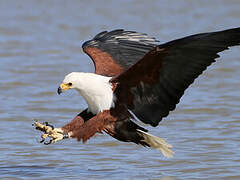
left=137, top=129, right=174, bottom=158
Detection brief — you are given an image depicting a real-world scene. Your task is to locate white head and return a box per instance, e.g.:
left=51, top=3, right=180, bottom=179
left=58, top=72, right=85, bottom=93
left=58, top=72, right=115, bottom=114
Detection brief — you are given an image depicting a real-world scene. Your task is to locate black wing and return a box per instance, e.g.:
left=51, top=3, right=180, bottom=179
left=111, top=27, right=240, bottom=126
left=82, top=29, right=159, bottom=76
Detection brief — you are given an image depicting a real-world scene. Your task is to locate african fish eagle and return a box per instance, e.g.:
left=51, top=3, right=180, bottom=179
left=34, top=27, right=240, bottom=158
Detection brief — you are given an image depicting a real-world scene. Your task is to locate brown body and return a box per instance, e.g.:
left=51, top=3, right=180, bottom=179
left=61, top=105, right=149, bottom=147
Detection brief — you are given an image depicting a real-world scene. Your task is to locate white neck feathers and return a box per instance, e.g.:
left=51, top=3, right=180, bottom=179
left=63, top=72, right=115, bottom=114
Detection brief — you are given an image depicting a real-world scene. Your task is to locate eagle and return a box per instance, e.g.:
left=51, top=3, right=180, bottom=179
left=34, top=27, right=240, bottom=158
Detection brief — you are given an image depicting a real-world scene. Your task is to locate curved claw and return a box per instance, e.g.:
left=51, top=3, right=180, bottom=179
left=44, top=122, right=55, bottom=130
left=39, top=138, right=45, bottom=143
left=39, top=133, right=48, bottom=143
left=44, top=139, right=53, bottom=145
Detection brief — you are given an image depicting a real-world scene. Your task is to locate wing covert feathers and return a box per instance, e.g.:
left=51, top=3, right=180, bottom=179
left=111, top=27, right=240, bottom=126
left=82, top=29, right=158, bottom=76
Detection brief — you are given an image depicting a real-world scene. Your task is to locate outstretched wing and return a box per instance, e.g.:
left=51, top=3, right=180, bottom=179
left=111, top=27, right=240, bottom=127
left=82, top=29, right=159, bottom=76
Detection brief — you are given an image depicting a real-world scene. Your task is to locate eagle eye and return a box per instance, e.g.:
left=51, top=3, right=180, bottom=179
left=68, top=82, right=72, bottom=86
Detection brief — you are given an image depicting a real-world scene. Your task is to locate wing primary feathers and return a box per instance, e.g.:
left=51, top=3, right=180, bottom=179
left=111, top=27, right=240, bottom=127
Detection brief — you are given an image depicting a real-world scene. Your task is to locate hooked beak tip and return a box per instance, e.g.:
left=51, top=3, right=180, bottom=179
left=57, top=87, right=62, bottom=95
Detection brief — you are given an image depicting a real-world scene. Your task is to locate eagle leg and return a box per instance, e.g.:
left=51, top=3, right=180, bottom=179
left=33, top=121, right=68, bottom=144
left=33, top=109, right=94, bottom=145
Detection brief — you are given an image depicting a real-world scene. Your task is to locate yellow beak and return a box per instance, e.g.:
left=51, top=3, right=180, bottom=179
left=57, top=83, right=71, bottom=94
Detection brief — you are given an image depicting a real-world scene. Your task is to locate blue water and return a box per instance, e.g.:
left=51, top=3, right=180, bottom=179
left=0, top=0, right=240, bottom=179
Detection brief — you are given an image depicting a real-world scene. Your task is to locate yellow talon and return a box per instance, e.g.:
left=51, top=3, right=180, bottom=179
left=33, top=121, right=67, bottom=144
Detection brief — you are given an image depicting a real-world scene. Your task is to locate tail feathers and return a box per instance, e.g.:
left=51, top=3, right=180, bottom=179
left=137, top=129, right=174, bottom=158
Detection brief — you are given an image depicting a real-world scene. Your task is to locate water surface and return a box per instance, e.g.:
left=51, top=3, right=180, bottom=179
left=1, top=0, right=240, bottom=179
